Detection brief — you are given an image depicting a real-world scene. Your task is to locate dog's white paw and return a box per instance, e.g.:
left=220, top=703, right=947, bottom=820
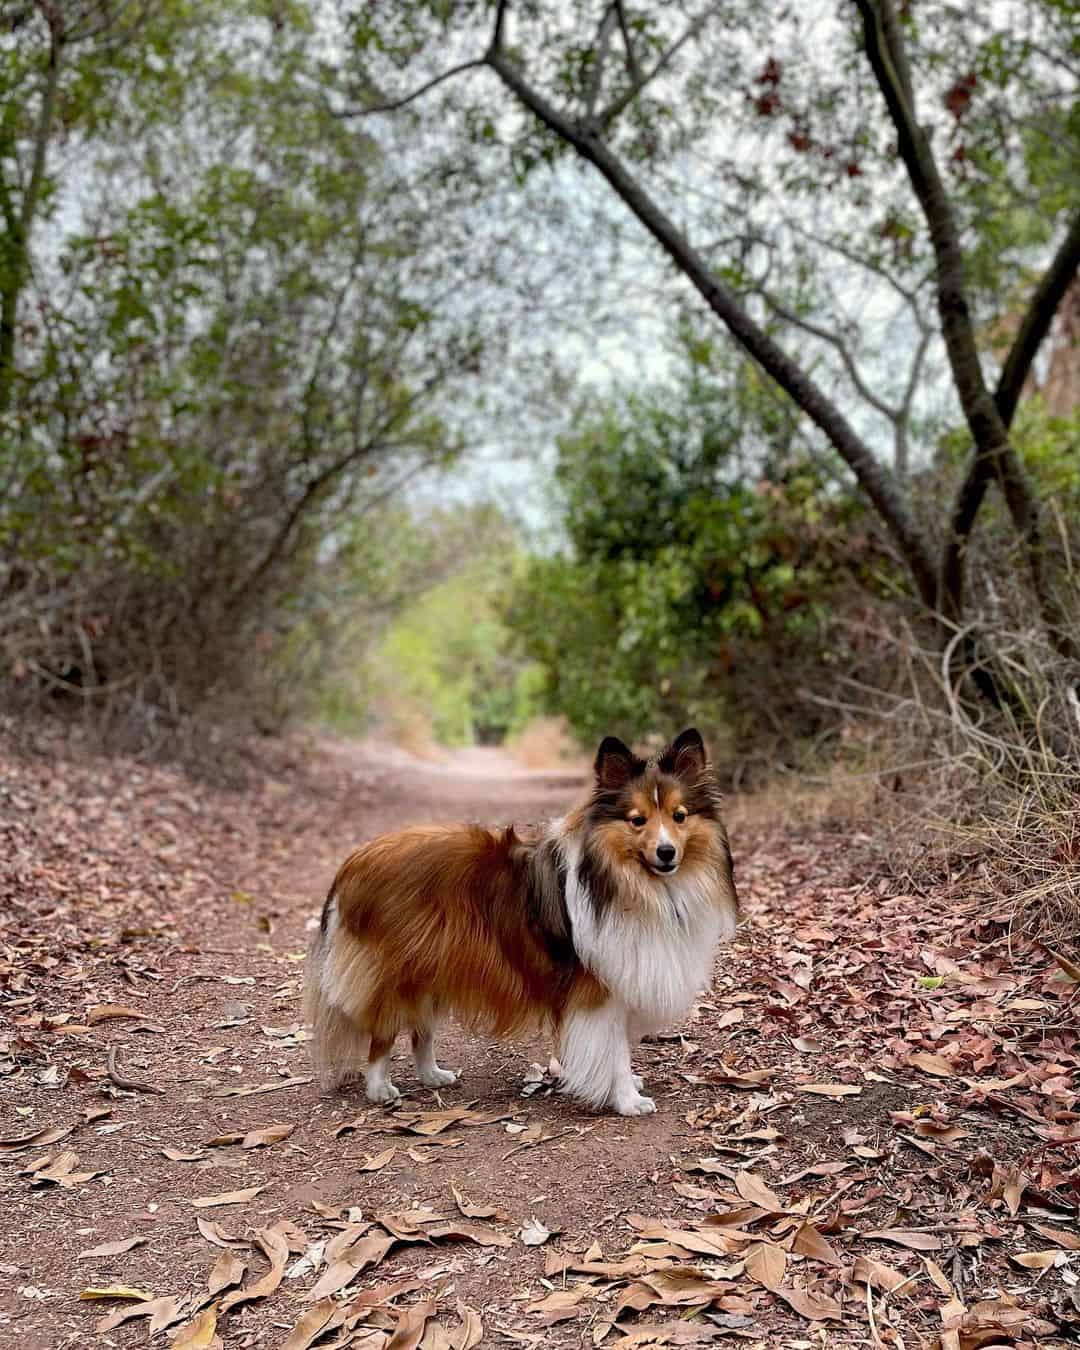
left=365, top=1078, right=402, bottom=1105
left=613, top=1091, right=656, bottom=1117
left=631, top=1073, right=644, bottom=1091
left=418, top=1067, right=458, bottom=1088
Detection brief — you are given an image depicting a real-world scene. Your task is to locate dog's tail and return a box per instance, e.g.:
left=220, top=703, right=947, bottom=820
left=304, top=887, right=369, bottom=1090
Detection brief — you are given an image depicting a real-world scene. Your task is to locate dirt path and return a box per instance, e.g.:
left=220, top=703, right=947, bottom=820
left=1, top=730, right=1077, bottom=1349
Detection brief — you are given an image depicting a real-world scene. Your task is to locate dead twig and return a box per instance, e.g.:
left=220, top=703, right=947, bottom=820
left=106, top=1045, right=165, bottom=1095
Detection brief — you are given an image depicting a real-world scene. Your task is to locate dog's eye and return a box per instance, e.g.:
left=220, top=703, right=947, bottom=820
left=629, top=814, right=647, bottom=828
left=672, top=808, right=688, bottom=824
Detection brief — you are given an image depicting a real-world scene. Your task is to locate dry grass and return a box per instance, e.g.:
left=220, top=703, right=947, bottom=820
left=506, top=716, right=588, bottom=771
left=738, top=612, right=1080, bottom=946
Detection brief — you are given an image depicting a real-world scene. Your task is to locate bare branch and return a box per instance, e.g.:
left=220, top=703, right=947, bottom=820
left=755, top=289, right=899, bottom=422
left=584, top=5, right=618, bottom=123
left=333, top=59, right=487, bottom=118
left=486, top=44, right=939, bottom=606
left=614, top=0, right=643, bottom=86
left=857, top=0, right=1075, bottom=658
left=996, top=209, right=1080, bottom=427
left=493, top=0, right=510, bottom=49
left=596, top=4, right=717, bottom=129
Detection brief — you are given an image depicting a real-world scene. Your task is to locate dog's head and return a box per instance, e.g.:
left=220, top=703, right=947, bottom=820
left=586, top=728, right=726, bottom=881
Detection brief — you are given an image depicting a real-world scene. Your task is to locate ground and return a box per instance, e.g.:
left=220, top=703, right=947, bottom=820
left=1, top=723, right=1078, bottom=1350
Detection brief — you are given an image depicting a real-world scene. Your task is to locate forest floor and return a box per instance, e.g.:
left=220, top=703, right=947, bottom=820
left=1, top=720, right=1078, bottom=1350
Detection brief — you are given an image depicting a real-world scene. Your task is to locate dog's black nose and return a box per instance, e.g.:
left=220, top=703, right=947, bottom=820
left=656, top=843, right=676, bottom=864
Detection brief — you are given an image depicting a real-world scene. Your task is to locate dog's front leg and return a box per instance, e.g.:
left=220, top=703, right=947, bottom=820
left=559, top=999, right=656, bottom=1116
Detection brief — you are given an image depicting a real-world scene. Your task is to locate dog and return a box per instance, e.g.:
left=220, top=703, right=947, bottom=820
left=304, top=728, right=737, bottom=1116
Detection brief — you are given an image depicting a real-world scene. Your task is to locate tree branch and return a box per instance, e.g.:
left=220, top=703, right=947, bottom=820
left=583, top=5, right=618, bottom=123
left=334, top=59, right=487, bottom=118
left=614, top=0, right=643, bottom=86
left=756, top=289, right=900, bottom=422
left=857, top=0, right=1075, bottom=659
left=997, top=209, right=1080, bottom=427
left=486, top=44, right=939, bottom=606
left=596, top=5, right=717, bottom=130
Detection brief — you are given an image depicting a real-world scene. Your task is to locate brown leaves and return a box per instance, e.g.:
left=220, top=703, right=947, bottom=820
left=172, top=1305, right=221, bottom=1349
left=733, top=1170, right=785, bottom=1213
left=797, top=1083, right=862, bottom=1098
left=0, top=1122, right=73, bottom=1151
left=219, top=1227, right=288, bottom=1311
left=908, top=1050, right=955, bottom=1077
left=358, top=1146, right=397, bottom=1171
left=743, top=1240, right=786, bottom=1290
left=78, top=1235, right=147, bottom=1259
left=87, top=1003, right=144, bottom=1024
left=864, top=1228, right=943, bottom=1251
left=240, top=1122, right=294, bottom=1150
left=451, top=1182, right=507, bottom=1220
left=212, top=1075, right=312, bottom=1098
left=191, top=1184, right=269, bottom=1208
left=387, top=1298, right=437, bottom=1350
left=791, top=1222, right=843, bottom=1268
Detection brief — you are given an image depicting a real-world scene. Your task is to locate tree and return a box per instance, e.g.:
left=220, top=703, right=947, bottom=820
left=340, top=0, right=1080, bottom=683
left=0, top=2, right=475, bottom=724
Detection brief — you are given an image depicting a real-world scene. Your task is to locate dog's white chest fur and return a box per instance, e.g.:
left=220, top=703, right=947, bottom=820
left=561, top=835, right=732, bottom=1030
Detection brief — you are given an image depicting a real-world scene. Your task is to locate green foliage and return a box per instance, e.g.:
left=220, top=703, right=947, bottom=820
left=316, top=505, right=544, bottom=747
left=509, top=373, right=901, bottom=751
left=0, top=2, right=473, bottom=732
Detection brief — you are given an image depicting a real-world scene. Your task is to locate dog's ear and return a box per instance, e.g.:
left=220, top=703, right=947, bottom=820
left=659, top=727, right=707, bottom=779
left=594, top=736, right=641, bottom=792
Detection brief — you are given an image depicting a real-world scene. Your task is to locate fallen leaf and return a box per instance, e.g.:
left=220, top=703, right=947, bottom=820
left=79, top=1285, right=153, bottom=1302
left=0, top=1123, right=74, bottom=1151
left=88, top=1004, right=144, bottom=1024
left=281, top=1298, right=340, bottom=1350
left=450, top=1301, right=483, bottom=1350
left=908, top=1051, right=954, bottom=1077
left=922, top=1256, right=953, bottom=1294
left=526, top=1285, right=591, bottom=1323
left=387, top=1298, right=437, bottom=1350
left=1031, top=1223, right=1080, bottom=1251
left=520, top=1217, right=555, bottom=1246
left=207, top=1250, right=246, bottom=1295
left=162, top=1147, right=206, bottom=1162
left=744, top=1241, right=786, bottom=1290
left=792, top=1223, right=843, bottom=1269
left=707, top=1064, right=775, bottom=1089
left=219, top=1227, right=289, bottom=1311
left=191, top=1184, right=268, bottom=1208
left=95, top=1295, right=186, bottom=1334
left=358, top=1146, right=396, bottom=1171
left=734, top=1170, right=785, bottom=1213
left=851, top=1255, right=909, bottom=1292
left=865, top=1229, right=942, bottom=1251
left=451, top=1182, right=506, bottom=1220
left=774, top=1285, right=842, bottom=1321
left=172, top=1304, right=220, bottom=1349
left=242, top=1122, right=294, bottom=1149
left=78, top=1235, right=147, bottom=1259
left=196, top=1218, right=247, bottom=1248
left=798, top=1083, right=862, bottom=1098
left=1010, top=1249, right=1058, bottom=1270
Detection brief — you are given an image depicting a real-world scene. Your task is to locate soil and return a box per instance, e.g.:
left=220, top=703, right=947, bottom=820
left=1, top=725, right=1078, bottom=1349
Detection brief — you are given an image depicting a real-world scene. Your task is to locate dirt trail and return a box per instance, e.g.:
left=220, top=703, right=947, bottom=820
left=1, top=732, right=1077, bottom=1348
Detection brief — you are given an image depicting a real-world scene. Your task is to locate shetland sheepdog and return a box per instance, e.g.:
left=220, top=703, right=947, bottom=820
left=304, top=728, right=737, bottom=1116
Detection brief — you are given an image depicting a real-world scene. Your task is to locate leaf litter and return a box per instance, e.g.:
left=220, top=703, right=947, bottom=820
left=5, top=733, right=1080, bottom=1346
